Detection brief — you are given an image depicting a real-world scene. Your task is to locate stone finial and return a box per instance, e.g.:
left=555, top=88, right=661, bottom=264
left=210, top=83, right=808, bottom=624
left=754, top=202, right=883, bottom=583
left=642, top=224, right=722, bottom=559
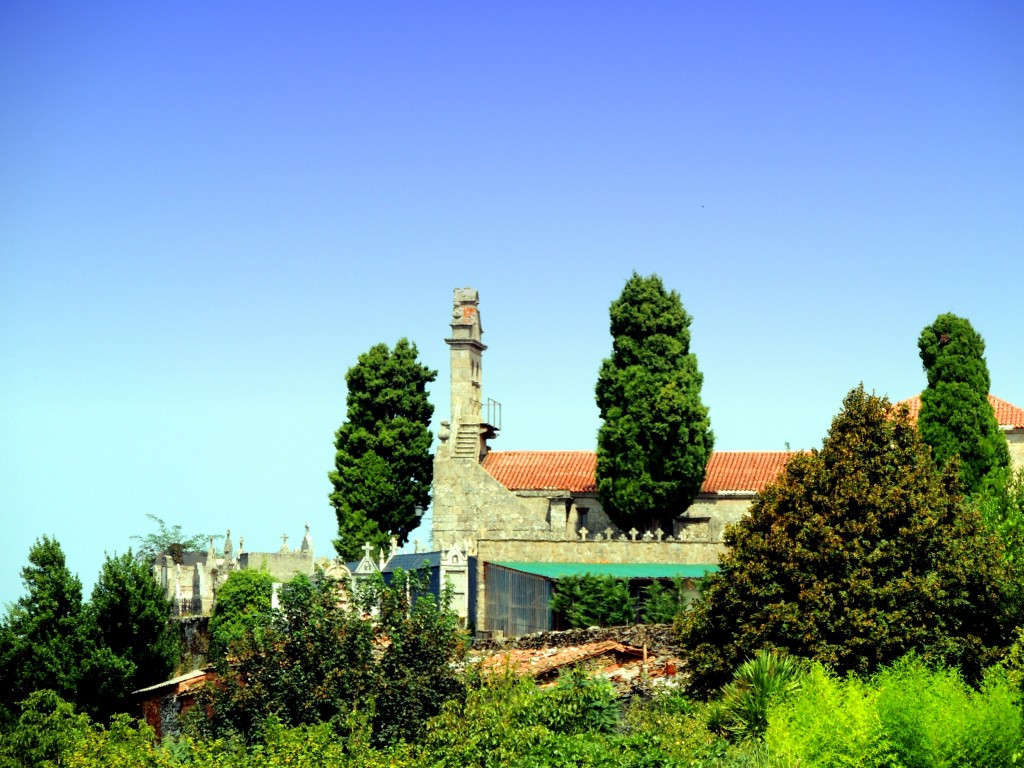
left=438, top=420, right=451, bottom=443
left=389, top=535, right=398, bottom=561
left=579, top=527, right=589, bottom=541
left=208, top=536, right=216, bottom=560
left=279, top=533, right=289, bottom=553
left=224, top=530, right=233, bottom=558
left=655, top=528, right=664, bottom=541
left=629, top=527, right=639, bottom=541
left=378, top=547, right=386, bottom=570
left=642, top=531, right=654, bottom=541
left=603, top=527, right=614, bottom=541
left=414, top=539, right=421, bottom=554
left=238, top=536, right=244, bottom=554
left=301, top=523, right=312, bottom=554
left=363, top=541, right=373, bottom=560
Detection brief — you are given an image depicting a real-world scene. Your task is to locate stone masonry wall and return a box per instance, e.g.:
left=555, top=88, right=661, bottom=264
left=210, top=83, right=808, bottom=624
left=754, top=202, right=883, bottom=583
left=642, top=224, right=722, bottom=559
left=1008, top=429, right=1024, bottom=473
left=433, top=456, right=563, bottom=550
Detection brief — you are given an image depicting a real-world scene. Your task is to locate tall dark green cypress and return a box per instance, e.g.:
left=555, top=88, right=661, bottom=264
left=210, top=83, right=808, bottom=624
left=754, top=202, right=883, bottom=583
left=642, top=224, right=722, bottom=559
left=329, top=339, right=436, bottom=562
left=918, top=313, right=1009, bottom=495
left=595, top=273, right=713, bottom=533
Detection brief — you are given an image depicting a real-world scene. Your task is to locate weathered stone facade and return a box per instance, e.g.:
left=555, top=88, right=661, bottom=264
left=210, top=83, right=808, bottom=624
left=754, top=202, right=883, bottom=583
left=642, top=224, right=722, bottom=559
left=153, top=525, right=330, bottom=616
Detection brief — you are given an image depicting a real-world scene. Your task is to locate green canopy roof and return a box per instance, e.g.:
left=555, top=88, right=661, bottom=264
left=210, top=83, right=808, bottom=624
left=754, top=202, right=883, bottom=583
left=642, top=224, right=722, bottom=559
left=490, top=562, right=718, bottom=580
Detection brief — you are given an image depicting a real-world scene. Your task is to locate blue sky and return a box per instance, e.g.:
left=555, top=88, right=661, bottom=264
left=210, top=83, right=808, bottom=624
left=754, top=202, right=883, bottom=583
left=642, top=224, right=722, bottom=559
left=2, top=2, right=1022, bottom=604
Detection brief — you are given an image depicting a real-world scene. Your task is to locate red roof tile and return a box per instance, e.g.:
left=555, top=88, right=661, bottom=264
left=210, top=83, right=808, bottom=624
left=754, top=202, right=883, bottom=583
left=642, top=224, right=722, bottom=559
left=702, top=451, right=794, bottom=493
left=482, top=450, right=795, bottom=495
left=483, top=451, right=597, bottom=493
left=897, top=394, right=1024, bottom=429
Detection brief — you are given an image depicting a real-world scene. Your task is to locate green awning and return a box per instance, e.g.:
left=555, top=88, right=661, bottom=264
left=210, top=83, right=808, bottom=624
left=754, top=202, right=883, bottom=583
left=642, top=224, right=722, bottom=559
left=489, top=562, right=718, bottom=580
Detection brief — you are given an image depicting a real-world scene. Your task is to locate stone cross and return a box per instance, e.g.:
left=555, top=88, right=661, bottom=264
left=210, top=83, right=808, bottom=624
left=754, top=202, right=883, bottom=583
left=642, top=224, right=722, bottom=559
left=280, top=533, right=289, bottom=552
left=579, top=526, right=589, bottom=541
left=629, top=528, right=639, bottom=541
left=363, top=541, right=373, bottom=560
left=655, top=528, right=664, bottom=541
left=603, top=527, right=614, bottom=541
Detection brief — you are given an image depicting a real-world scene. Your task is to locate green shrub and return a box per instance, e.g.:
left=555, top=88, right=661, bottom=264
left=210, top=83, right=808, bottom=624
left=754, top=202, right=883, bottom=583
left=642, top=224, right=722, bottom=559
left=712, top=650, right=805, bottom=741
left=766, top=656, right=1024, bottom=767
left=640, top=578, right=690, bottom=624
left=550, top=575, right=635, bottom=628
left=535, top=668, right=620, bottom=736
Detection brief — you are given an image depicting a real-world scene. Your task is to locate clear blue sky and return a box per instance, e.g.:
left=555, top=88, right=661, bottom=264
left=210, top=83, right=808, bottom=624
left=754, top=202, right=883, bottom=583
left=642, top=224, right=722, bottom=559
left=2, top=2, right=1022, bottom=605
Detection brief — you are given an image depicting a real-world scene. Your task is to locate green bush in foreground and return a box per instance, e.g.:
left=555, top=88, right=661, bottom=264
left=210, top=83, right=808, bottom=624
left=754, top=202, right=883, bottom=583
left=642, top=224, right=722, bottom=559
left=766, top=656, right=1024, bottom=767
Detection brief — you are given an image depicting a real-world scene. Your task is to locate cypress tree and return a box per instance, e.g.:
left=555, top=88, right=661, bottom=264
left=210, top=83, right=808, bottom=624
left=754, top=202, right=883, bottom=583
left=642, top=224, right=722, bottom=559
left=595, top=273, right=713, bottom=533
left=329, top=338, right=436, bottom=562
left=918, top=313, right=1009, bottom=494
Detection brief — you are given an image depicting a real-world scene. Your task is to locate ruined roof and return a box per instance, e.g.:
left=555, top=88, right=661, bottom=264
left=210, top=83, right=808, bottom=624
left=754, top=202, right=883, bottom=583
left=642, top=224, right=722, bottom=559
left=481, top=450, right=795, bottom=495
left=898, top=393, right=1024, bottom=429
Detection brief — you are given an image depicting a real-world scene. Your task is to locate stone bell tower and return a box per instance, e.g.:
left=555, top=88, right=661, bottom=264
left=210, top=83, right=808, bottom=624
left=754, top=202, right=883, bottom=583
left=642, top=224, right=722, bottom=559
left=444, top=287, right=499, bottom=460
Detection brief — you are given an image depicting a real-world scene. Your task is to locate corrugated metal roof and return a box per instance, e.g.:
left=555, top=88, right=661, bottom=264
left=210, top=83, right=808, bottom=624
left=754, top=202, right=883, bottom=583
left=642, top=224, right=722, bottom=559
left=490, top=561, right=718, bottom=580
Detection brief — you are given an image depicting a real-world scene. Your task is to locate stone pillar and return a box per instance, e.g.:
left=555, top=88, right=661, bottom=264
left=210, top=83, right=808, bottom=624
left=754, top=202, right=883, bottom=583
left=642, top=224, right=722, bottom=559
left=445, top=288, right=486, bottom=460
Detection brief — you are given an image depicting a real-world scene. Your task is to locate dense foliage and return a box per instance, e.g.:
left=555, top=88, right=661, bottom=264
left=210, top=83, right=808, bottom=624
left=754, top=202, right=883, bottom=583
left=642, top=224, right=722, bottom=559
left=677, top=385, right=1010, bottom=695
left=91, top=551, right=179, bottom=704
left=329, top=339, right=437, bottom=561
left=0, top=538, right=179, bottom=727
left=766, top=656, right=1023, bottom=767
left=3, top=651, right=1023, bottom=767
left=595, top=272, right=713, bottom=533
left=550, top=575, right=692, bottom=628
left=207, top=568, right=275, bottom=662
left=193, top=569, right=466, bottom=748
left=918, top=313, right=1010, bottom=494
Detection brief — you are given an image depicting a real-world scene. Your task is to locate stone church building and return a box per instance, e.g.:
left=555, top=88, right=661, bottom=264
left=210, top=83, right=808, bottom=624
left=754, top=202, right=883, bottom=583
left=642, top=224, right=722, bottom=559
left=432, top=288, right=1024, bottom=634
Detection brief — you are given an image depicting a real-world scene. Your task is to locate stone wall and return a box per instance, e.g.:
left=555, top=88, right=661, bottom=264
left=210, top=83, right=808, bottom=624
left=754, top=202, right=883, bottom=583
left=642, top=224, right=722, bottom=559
left=1007, top=429, right=1024, bottom=473
left=238, top=550, right=314, bottom=583
left=433, top=456, right=556, bottom=550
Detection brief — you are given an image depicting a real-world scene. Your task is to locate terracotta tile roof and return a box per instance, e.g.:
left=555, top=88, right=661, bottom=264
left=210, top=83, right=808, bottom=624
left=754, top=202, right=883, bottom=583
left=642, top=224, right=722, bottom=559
left=482, top=450, right=795, bottom=495
left=701, top=451, right=794, bottom=493
left=897, top=394, right=1024, bottom=429
left=483, top=451, right=598, bottom=493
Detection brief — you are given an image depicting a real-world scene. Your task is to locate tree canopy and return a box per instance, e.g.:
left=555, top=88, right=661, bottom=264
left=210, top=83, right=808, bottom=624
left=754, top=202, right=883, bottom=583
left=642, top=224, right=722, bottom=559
left=194, top=569, right=465, bottom=748
left=918, top=313, right=1010, bottom=494
left=208, top=568, right=275, bottom=662
left=329, top=338, right=436, bottom=562
left=595, top=273, right=713, bottom=533
left=91, top=550, right=179, bottom=696
left=677, top=386, right=1009, bottom=695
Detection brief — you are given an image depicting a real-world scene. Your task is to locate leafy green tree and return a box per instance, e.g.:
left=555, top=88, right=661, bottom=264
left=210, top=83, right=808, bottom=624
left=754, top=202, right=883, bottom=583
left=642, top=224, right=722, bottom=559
left=329, top=338, right=437, bottom=562
left=595, top=273, right=713, bottom=533
left=0, top=537, right=94, bottom=723
left=918, top=313, right=1010, bottom=494
left=194, top=569, right=465, bottom=748
left=368, top=569, right=467, bottom=747
left=0, top=689, right=94, bottom=767
left=975, top=468, right=1024, bottom=565
left=639, top=578, right=691, bottom=624
left=91, top=550, right=179, bottom=695
left=196, top=571, right=377, bottom=743
left=131, top=513, right=214, bottom=564
left=677, top=386, right=1009, bottom=695
left=550, top=575, right=635, bottom=628
left=207, top=568, right=275, bottom=661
